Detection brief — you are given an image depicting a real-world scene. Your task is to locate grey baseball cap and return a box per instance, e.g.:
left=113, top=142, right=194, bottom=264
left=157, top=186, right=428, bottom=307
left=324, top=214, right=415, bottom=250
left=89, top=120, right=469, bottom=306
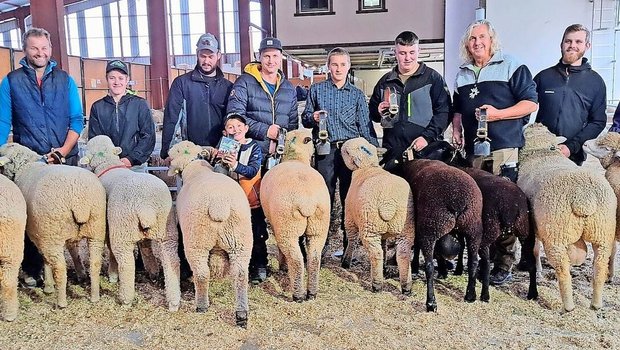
left=196, top=33, right=219, bottom=53
left=259, top=37, right=282, bottom=53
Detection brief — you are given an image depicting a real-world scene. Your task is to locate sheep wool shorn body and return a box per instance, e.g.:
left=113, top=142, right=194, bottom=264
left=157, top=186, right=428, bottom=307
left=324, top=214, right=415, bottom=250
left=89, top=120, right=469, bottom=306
left=0, top=143, right=106, bottom=308
left=581, top=131, right=620, bottom=281
left=0, top=175, right=26, bottom=321
left=519, top=124, right=616, bottom=312
left=401, top=158, right=483, bottom=312
left=260, top=129, right=330, bottom=302
left=339, top=138, right=414, bottom=294
left=81, top=135, right=179, bottom=310
left=168, top=141, right=253, bottom=328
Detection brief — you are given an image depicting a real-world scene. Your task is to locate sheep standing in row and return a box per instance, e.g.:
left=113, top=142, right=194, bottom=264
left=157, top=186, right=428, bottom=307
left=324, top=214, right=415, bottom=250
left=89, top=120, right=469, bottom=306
left=260, top=129, right=330, bottom=302
left=0, top=175, right=26, bottom=321
left=0, top=143, right=106, bottom=308
left=168, top=141, right=252, bottom=327
left=518, top=123, right=616, bottom=311
left=339, top=137, right=414, bottom=295
left=81, top=135, right=179, bottom=310
left=583, top=131, right=620, bottom=281
left=400, top=157, right=483, bottom=312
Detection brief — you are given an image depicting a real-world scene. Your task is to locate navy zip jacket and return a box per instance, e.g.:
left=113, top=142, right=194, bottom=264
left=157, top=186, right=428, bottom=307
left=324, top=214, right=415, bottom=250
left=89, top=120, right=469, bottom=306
left=89, top=93, right=155, bottom=165
left=534, top=58, right=607, bottom=164
left=160, top=66, right=232, bottom=159
left=369, top=63, right=451, bottom=163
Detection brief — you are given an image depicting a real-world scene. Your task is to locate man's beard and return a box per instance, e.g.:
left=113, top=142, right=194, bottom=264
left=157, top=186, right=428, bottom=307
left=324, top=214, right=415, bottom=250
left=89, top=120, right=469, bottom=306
left=562, top=50, right=585, bottom=65
left=197, top=61, right=216, bottom=76
left=28, top=57, right=48, bottom=69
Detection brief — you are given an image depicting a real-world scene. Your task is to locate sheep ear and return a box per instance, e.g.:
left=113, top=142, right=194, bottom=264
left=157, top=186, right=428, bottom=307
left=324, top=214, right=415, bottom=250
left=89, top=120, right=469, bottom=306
left=615, top=151, right=620, bottom=159
left=114, top=147, right=122, bottom=155
left=556, top=136, right=567, bottom=144
left=79, top=156, right=91, bottom=165
left=303, top=137, right=312, bottom=144
left=0, top=156, right=10, bottom=166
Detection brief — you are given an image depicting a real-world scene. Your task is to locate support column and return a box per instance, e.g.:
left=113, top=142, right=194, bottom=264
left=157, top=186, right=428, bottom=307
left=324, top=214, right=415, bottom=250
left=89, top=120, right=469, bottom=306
left=128, top=0, right=140, bottom=58
left=204, top=0, right=220, bottom=39
left=147, top=0, right=171, bottom=109
left=76, top=10, right=88, bottom=57
left=30, top=0, right=69, bottom=70
left=102, top=4, right=114, bottom=58
left=238, top=0, right=251, bottom=69
left=260, top=0, right=272, bottom=36
left=180, top=0, right=191, bottom=54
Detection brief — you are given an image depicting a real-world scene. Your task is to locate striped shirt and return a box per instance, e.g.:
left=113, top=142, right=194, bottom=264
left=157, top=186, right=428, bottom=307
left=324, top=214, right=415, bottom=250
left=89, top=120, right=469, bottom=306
left=302, top=79, right=378, bottom=145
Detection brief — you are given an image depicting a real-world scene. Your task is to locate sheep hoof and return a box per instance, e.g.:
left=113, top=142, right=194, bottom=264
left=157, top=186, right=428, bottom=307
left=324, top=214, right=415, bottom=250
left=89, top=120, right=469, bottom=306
left=426, top=303, right=437, bottom=312
left=196, top=306, right=209, bottom=313
left=464, top=294, right=476, bottom=303
left=168, top=302, right=180, bottom=312
left=43, top=285, right=55, bottom=295
left=454, top=267, right=464, bottom=276
left=90, top=295, right=100, bottom=303
left=590, top=303, right=602, bottom=311
left=235, top=311, right=248, bottom=328
left=527, top=290, right=538, bottom=300
left=437, top=273, right=448, bottom=280
left=292, top=295, right=305, bottom=303
left=341, top=260, right=351, bottom=269
left=371, top=284, right=382, bottom=293
left=480, top=294, right=490, bottom=303
left=306, top=292, right=316, bottom=300
left=57, top=302, right=68, bottom=309
left=401, top=288, right=411, bottom=296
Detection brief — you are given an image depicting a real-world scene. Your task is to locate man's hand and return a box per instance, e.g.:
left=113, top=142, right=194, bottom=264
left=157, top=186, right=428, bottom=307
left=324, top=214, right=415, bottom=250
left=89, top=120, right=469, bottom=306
left=478, top=104, right=502, bottom=122
left=222, top=153, right=238, bottom=168
left=411, top=136, right=428, bottom=152
left=378, top=101, right=390, bottom=115
left=452, top=129, right=464, bottom=150
left=120, top=158, right=132, bottom=167
left=267, top=124, right=280, bottom=140
left=558, top=144, right=571, bottom=158
left=313, top=110, right=326, bottom=123
left=46, top=148, right=66, bottom=164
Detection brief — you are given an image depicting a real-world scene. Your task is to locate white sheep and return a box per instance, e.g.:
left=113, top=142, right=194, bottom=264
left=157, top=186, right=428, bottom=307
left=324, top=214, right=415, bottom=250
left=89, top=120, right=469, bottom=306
left=0, top=143, right=106, bottom=308
left=260, top=129, right=331, bottom=302
left=518, top=123, right=616, bottom=311
left=167, top=140, right=253, bottom=327
left=339, top=137, right=415, bottom=294
left=0, top=175, right=26, bottom=321
left=80, top=135, right=179, bottom=310
left=582, top=131, right=620, bottom=281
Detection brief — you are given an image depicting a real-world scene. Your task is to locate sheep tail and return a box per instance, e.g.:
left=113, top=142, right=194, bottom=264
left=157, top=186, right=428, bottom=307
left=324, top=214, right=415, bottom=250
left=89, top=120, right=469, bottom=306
left=378, top=201, right=398, bottom=222
left=71, top=205, right=91, bottom=225
left=570, top=188, right=597, bottom=217
left=209, top=248, right=228, bottom=278
left=137, top=206, right=158, bottom=232
left=295, top=201, right=316, bottom=218
left=209, top=204, right=231, bottom=222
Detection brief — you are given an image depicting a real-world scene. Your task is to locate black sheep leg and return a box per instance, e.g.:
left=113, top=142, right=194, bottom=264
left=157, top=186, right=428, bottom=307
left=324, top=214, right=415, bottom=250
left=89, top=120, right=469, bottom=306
left=464, top=236, right=480, bottom=302
left=479, top=245, right=490, bottom=302
left=422, top=241, right=437, bottom=312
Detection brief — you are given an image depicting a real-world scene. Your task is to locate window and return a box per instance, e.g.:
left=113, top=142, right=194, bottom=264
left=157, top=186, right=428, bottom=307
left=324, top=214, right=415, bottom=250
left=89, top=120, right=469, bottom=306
left=295, top=0, right=334, bottom=16
left=357, top=0, right=387, bottom=14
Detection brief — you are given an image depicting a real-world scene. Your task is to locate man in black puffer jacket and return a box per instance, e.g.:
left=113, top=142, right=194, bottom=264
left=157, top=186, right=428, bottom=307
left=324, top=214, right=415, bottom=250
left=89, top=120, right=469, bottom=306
left=89, top=59, right=155, bottom=167
left=227, top=37, right=298, bottom=159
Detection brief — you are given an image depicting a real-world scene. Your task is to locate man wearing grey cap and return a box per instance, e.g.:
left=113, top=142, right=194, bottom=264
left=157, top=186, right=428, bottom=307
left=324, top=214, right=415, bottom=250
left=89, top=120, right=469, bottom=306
left=227, top=36, right=298, bottom=160
left=160, top=33, right=233, bottom=160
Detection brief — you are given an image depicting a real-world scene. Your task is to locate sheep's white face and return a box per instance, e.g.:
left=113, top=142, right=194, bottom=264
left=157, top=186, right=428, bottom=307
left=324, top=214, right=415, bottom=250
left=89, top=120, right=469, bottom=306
left=167, top=141, right=203, bottom=176
left=283, top=129, right=314, bottom=162
left=341, top=138, right=378, bottom=171
left=583, top=132, right=620, bottom=169
left=0, top=143, right=42, bottom=180
left=522, top=123, right=560, bottom=153
left=80, top=135, right=121, bottom=169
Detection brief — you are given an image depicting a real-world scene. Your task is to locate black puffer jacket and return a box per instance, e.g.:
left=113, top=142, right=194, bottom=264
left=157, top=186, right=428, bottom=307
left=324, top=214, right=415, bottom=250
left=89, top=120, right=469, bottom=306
left=89, top=93, right=155, bottom=165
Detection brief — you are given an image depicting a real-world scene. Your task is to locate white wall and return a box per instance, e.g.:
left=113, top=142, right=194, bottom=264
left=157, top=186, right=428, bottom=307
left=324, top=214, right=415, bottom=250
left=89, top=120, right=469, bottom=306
left=485, top=0, right=593, bottom=77
left=353, top=60, right=445, bottom=97
left=444, top=0, right=478, bottom=93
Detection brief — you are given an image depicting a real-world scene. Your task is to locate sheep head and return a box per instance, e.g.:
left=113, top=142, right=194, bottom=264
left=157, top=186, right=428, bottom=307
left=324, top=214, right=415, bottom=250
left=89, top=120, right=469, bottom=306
left=80, top=135, right=122, bottom=170
left=583, top=131, right=620, bottom=169
left=281, top=129, right=314, bottom=165
left=0, top=143, right=42, bottom=180
left=340, top=137, right=378, bottom=171
left=167, top=140, right=204, bottom=176
left=520, top=123, right=564, bottom=161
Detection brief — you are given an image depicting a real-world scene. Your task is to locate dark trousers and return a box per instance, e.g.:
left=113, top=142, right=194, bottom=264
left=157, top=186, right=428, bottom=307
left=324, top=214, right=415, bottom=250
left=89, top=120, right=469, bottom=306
left=250, top=207, right=269, bottom=270
left=315, top=144, right=352, bottom=249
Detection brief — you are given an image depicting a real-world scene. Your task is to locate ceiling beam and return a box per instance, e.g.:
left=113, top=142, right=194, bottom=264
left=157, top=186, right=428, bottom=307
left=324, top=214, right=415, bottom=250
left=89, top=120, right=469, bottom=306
left=0, top=0, right=86, bottom=22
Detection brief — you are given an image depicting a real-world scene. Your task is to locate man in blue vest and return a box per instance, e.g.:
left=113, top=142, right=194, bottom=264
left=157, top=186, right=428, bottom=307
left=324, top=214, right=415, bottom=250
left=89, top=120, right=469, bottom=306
left=0, top=27, right=83, bottom=288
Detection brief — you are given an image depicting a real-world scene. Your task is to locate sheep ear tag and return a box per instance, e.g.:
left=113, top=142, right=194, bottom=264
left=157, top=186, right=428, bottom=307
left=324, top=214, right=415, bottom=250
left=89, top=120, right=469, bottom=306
left=114, top=147, right=122, bottom=155
left=79, top=156, right=91, bottom=165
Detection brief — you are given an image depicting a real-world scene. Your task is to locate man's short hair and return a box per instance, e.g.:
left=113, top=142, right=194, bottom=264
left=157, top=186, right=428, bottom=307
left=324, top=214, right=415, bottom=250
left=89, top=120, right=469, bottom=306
left=22, top=27, right=51, bottom=50
left=326, top=47, right=350, bottom=65
left=395, top=31, right=419, bottom=46
left=459, top=20, right=501, bottom=63
left=562, top=24, right=591, bottom=44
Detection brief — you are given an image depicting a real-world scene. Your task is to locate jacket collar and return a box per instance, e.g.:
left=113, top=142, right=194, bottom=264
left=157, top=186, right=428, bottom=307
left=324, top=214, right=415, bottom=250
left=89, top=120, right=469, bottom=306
left=385, top=62, right=427, bottom=83
left=555, top=57, right=591, bottom=73
left=190, top=65, right=224, bottom=83
left=20, top=57, right=57, bottom=78
left=243, top=62, right=283, bottom=93
left=460, top=51, right=505, bottom=70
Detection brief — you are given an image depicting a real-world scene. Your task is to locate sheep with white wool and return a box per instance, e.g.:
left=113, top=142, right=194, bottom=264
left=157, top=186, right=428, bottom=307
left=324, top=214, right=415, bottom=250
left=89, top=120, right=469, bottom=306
left=260, top=129, right=330, bottom=302
left=518, top=123, right=616, bottom=311
left=80, top=135, right=179, bottom=310
left=0, top=175, right=26, bottom=321
left=339, top=137, right=414, bottom=294
left=582, top=131, right=620, bottom=280
left=0, top=143, right=106, bottom=308
left=167, top=140, right=252, bottom=327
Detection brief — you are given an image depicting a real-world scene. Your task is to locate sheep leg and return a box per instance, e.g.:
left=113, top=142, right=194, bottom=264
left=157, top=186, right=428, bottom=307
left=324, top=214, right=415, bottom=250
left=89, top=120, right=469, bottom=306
left=421, top=240, right=437, bottom=312
left=138, top=239, right=160, bottom=281
left=464, top=235, right=479, bottom=303
left=278, top=240, right=306, bottom=302
left=341, top=225, right=359, bottom=269
left=454, top=234, right=466, bottom=275
left=107, top=246, right=119, bottom=283
left=110, top=238, right=136, bottom=305
left=0, top=261, right=20, bottom=321
left=42, top=245, right=68, bottom=308
left=591, top=242, right=612, bottom=310
left=534, top=238, right=542, bottom=279
left=228, top=252, right=250, bottom=328
left=411, top=242, right=421, bottom=275
left=544, top=243, right=574, bottom=312
left=43, top=263, right=55, bottom=294
left=361, top=234, right=384, bottom=293
left=519, top=233, right=538, bottom=300
left=66, top=240, right=86, bottom=283
left=186, top=247, right=210, bottom=312
left=158, top=238, right=181, bottom=312
left=395, top=236, right=413, bottom=295
left=607, top=241, right=617, bottom=283
left=478, top=245, right=490, bottom=302
left=305, top=233, right=326, bottom=300
left=87, top=238, right=104, bottom=303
